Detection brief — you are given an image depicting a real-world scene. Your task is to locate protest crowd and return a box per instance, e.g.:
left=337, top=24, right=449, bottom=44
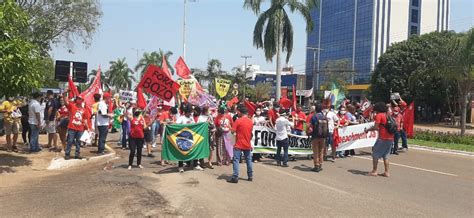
left=0, top=59, right=415, bottom=183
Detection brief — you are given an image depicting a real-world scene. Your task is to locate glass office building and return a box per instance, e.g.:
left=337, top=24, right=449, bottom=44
left=306, top=0, right=450, bottom=88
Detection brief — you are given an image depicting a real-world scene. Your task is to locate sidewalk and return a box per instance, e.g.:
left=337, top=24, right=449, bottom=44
left=415, top=124, right=474, bottom=135
left=0, top=132, right=117, bottom=174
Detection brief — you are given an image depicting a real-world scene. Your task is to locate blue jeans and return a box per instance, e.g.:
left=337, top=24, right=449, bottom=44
left=65, top=129, right=83, bottom=157
left=121, top=121, right=129, bottom=148
left=276, top=139, right=289, bottom=165
left=97, top=126, right=108, bottom=153
left=150, top=121, right=160, bottom=143
left=29, top=124, right=40, bottom=152
left=292, top=129, right=303, bottom=135
left=232, top=148, right=253, bottom=179
left=400, top=130, right=408, bottom=149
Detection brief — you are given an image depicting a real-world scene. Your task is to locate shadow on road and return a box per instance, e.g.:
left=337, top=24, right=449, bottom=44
left=347, top=169, right=369, bottom=176
left=293, top=164, right=314, bottom=172
left=154, top=166, right=180, bottom=174
left=0, top=153, right=33, bottom=174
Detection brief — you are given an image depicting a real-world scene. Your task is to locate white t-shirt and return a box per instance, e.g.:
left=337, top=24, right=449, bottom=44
left=326, top=110, right=339, bottom=133
left=275, top=116, right=293, bottom=141
left=176, top=116, right=195, bottom=124
left=253, top=116, right=266, bottom=126
left=96, top=101, right=110, bottom=126
left=197, top=115, right=209, bottom=123
left=28, top=99, right=41, bottom=125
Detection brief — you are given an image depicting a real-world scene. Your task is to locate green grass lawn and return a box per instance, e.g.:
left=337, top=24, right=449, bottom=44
left=409, top=139, right=474, bottom=152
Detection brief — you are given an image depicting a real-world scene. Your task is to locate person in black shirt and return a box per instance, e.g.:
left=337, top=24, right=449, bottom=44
left=44, top=90, right=59, bottom=152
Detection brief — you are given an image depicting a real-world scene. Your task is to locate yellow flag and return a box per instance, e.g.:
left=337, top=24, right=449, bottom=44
left=178, top=78, right=196, bottom=97
left=215, top=78, right=231, bottom=98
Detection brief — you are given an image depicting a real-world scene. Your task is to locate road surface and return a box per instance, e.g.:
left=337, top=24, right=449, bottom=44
left=0, top=133, right=473, bottom=217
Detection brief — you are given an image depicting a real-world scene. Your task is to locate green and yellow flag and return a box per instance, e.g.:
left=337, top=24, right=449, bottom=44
left=162, top=123, right=210, bottom=161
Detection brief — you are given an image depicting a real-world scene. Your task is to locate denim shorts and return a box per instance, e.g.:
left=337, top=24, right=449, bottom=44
left=372, top=139, right=393, bottom=160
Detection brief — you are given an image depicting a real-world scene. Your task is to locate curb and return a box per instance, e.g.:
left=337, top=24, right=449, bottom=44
left=47, top=144, right=117, bottom=170
left=409, top=144, right=474, bottom=157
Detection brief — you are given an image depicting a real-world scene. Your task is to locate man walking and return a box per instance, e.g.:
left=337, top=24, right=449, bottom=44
left=44, top=90, right=59, bottom=151
left=95, top=93, right=113, bottom=155
left=63, top=94, right=89, bottom=160
left=309, top=104, right=328, bottom=172
left=275, top=110, right=293, bottom=167
left=28, top=92, right=43, bottom=152
left=228, top=106, right=254, bottom=183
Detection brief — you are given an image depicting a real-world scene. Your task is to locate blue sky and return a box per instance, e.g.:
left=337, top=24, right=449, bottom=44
left=52, top=0, right=473, bottom=75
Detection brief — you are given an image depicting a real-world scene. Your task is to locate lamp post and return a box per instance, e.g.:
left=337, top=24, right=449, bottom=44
left=241, top=55, right=252, bottom=100
left=183, top=0, right=196, bottom=60
left=306, top=46, right=324, bottom=101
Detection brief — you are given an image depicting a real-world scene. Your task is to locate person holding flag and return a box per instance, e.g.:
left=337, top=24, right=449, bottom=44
left=62, top=93, right=90, bottom=160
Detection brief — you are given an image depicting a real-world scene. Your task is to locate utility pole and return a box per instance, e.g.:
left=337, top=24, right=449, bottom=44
left=306, top=47, right=324, bottom=101
left=241, top=55, right=252, bottom=100
left=183, top=0, right=196, bottom=60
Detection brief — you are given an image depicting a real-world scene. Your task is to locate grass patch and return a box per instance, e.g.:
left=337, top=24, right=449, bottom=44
left=409, top=139, right=474, bottom=152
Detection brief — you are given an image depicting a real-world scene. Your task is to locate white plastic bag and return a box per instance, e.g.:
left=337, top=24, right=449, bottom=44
left=80, top=130, right=94, bottom=145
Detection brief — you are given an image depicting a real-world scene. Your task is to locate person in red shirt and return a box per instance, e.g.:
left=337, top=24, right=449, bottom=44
left=291, top=104, right=306, bottom=135
left=228, top=106, right=254, bottom=183
left=365, top=102, right=394, bottom=177
left=267, top=103, right=280, bottom=128
left=56, top=98, right=69, bottom=150
left=391, top=107, right=404, bottom=155
left=128, top=110, right=148, bottom=170
left=63, top=94, right=89, bottom=160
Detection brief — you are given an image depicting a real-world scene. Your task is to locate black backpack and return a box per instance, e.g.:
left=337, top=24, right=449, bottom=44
left=383, top=113, right=398, bottom=134
left=312, top=113, right=329, bottom=138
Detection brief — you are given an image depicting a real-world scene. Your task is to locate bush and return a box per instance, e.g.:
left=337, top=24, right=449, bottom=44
left=414, top=129, right=474, bottom=145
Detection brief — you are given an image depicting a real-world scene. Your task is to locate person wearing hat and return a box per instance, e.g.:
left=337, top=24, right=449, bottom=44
left=391, top=106, right=403, bottom=155
left=95, top=93, right=113, bottom=155
left=44, top=90, right=60, bottom=152
left=63, top=93, right=90, bottom=160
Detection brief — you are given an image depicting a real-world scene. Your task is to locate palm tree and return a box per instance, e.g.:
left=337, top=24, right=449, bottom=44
left=135, top=49, right=174, bottom=78
left=88, top=69, right=111, bottom=91
left=244, top=0, right=318, bottom=99
left=194, top=59, right=227, bottom=96
left=108, top=58, right=136, bottom=91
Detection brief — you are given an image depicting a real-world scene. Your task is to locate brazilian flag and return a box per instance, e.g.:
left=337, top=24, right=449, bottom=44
left=162, top=123, right=210, bottom=161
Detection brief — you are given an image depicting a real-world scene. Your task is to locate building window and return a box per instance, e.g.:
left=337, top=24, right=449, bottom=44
left=411, top=9, right=419, bottom=23
left=410, top=25, right=418, bottom=35
left=412, top=0, right=419, bottom=7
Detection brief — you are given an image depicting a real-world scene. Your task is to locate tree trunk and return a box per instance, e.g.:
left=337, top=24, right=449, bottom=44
left=460, top=91, right=467, bottom=136
left=275, top=25, right=282, bottom=100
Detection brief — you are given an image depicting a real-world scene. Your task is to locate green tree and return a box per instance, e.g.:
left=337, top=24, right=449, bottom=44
left=254, top=83, right=272, bottom=101
left=17, top=0, right=102, bottom=53
left=244, top=0, right=318, bottom=99
left=422, top=28, right=473, bottom=135
left=135, top=50, right=174, bottom=78
left=107, top=58, right=136, bottom=92
left=194, top=59, right=226, bottom=96
left=0, top=0, right=43, bottom=97
left=321, top=59, right=352, bottom=95
left=40, top=56, right=59, bottom=88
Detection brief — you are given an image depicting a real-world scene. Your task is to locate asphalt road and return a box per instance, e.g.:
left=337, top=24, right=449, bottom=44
left=0, top=133, right=473, bottom=217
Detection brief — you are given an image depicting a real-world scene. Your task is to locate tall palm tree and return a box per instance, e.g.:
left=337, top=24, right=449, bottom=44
left=135, top=49, right=174, bottom=77
left=244, top=0, right=318, bottom=99
left=108, top=57, right=136, bottom=91
left=88, top=69, right=111, bottom=91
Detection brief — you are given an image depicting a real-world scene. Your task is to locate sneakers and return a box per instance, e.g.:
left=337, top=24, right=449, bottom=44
left=74, top=156, right=83, bottom=160
left=282, top=164, right=289, bottom=167
left=194, top=165, right=204, bottom=171
left=329, top=158, right=335, bottom=163
left=248, top=177, right=253, bottom=182
left=65, top=155, right=70, bottom=160
left=147, top=154, right=155, bottom=158
left=138, top=165, right=144, bottom=169
left=312, top=166, right=322, bottom=172
left=128, top=165, right=132, bottom=170
left=178, top=167, right=184, bottom=173
left=276, top=162, right=281, bottom=166
left=227, top=177, right=238, bottom=183
left=151, top=143, right=157, bottom=148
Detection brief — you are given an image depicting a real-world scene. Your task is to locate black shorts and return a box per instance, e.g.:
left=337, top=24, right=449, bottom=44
left=144, top=129, right=153, bottom=143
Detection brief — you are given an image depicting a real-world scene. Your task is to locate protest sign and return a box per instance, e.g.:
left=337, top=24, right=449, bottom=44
left=177, top=78, right=196, bottom=97
left=251, top=123, right=378, bottom=154
left=215, top=78, right=231, bottom=98
left=141, top=64, right=180, bottom=102
left=119, top=90, right=137, bottom=102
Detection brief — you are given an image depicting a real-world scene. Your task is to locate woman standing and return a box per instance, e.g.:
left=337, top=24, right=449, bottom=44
left=252, top=108, right=266, bottom=162
left=56, top=98, right=69, bottom=151
left=128, top=110, right=147, bottom=170
left=336, top=106, right=349, bottom=158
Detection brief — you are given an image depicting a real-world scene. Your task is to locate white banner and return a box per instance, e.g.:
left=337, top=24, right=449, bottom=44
left=251, top=122, right=378, bottom=154
left=119, top=90, right=137, bottom=102
left=296, top=89, right=312, bottom=97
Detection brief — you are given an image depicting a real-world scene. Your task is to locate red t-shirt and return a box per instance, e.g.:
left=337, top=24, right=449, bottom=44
left=67, top=104, right=89, bottom=131
left=130, top=117, right=145, bottom=138
left=232, top=116, right=253, bottom=150
left=291, top=111, right=306, bottom=131
left=306, top=112, right=314, bottom=124
left=375, top=113, right=394, bottom=140
left=392, top=113, right=403, bottom=131
left=57, top=105, right=69, bottom=119
left=215, top=113, right=233, bottom=132
left=268, top=109, right=277, bottom=126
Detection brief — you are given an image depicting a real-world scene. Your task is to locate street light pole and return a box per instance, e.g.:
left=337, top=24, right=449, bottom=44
left=241, top=55, right=252, bottom=100
left=183, top=0, right=187, bottom=60
left=306, top=47, right=324, bottom=101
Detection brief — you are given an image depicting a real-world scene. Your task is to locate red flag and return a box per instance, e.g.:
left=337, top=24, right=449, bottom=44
left=140, top=64, right=180, bottom=102
left=403, top=102, right=415, bottom=138
left=227, top=97, right=239, bottom=108
left=136, top=88, right=147, bottom=109
left=80, top=68, right=102, bottom=107
left=244, top=100, right=257, bottom=117
left=279, top=97, right=292, bottom=109
left=174, top=56, right=191, bottom=79
left=68, top=75, right=79, bottom=99
left=292, top=85, right=297, bottom=110
left=162, top=56, right=172, bottom=78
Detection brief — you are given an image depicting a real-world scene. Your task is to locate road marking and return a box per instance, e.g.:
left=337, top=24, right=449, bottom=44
left=259, top=164, right=349, bottom=195
left=409, top=146, right=473, bottom=157
left=353, top=156, right=459, bottom=177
